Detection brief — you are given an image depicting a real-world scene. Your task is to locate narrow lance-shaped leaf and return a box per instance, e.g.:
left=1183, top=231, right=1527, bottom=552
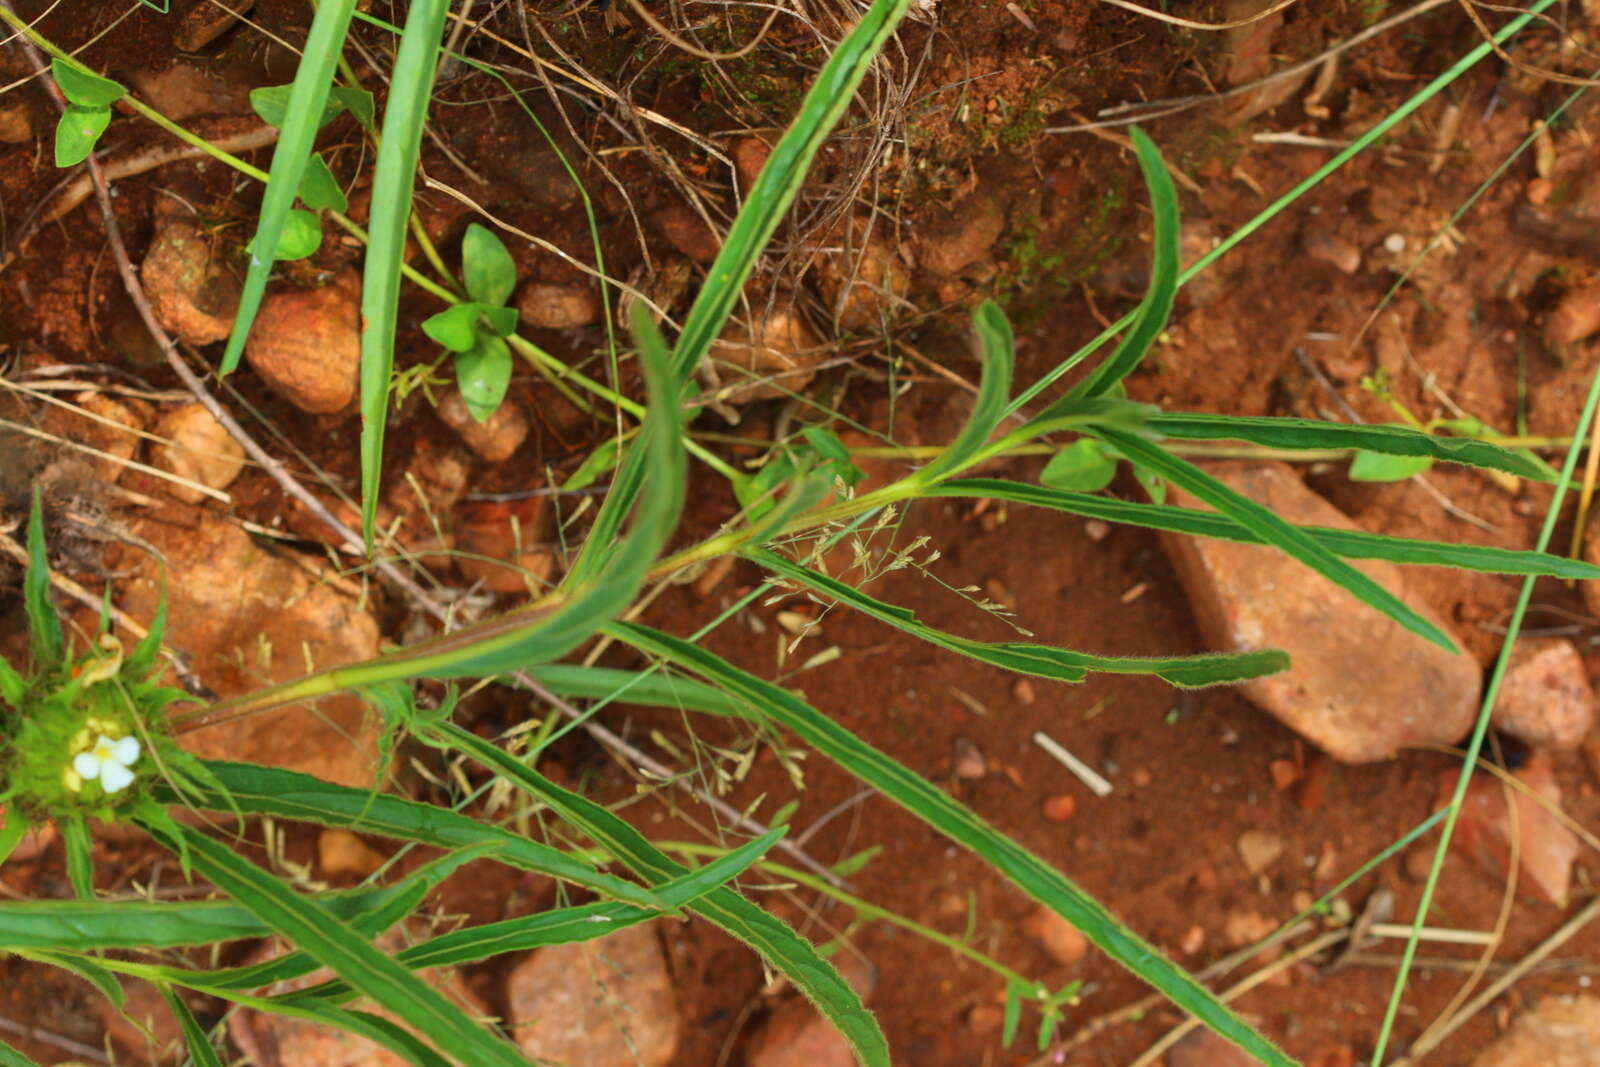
left=425, top=719, right=890, bottom=1067
left=220, top=0, right=359, bottom=376
left=148, top=823, right=526, bottom=1067
left=928, top=478, right=1600, bottom=579
left=243, top=829, right=784, bottom=1003
left=357, top=0, right=450, bottom=551
left=670, top=0, right=912, bottom=383
left=615, top=621, right=1295, bottom=1067
left=914, top=300, right=1014, bottom=482
left=753, top=548, right=1288, bottom=687
left=1145, top=413, right=1550, bottom=482
left=563, top=301, right=684, bottom=588
left=1052, top=126, right=1178, bottom=407
left=156, top=986, right=223, bottom=1067
left=1093, top=428, right=1455, bottom=650
left=0, top=1035, right=35, bottom=1067
left=24, top=489, right=61, bottom=667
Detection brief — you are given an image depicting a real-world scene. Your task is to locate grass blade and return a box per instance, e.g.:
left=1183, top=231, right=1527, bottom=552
left=357, top=0, right=450, bottom=551
left=754, top=548, right=1287, bottom=686
left=219, top=0, right=357, bottom=376
left=1147, top=414, right=1549, bottom=481
left=615, top=621, right=1294, bottom=1067
left=150, top=762, right=666, bottom=911
left=929, top=478, right=1600, bottom=578
left=1049, top=127, right=1178, bottom=408
left=230, top=831, right=782, bottom=1002
left=428, top=719, right=888, bottom=1067
left=670, top=0, right=911, bottom=382
left=149, top=822, right=524, bottom=1067
left=23, top=490, right=60, bottom=667
left=1094, top=428, right=1454, bottom=650
left=156, top=986, right=222, bottom=1067
left=0, top=1037, right=35, bottom=1067
left=915, top=300, right=1014, bottom=482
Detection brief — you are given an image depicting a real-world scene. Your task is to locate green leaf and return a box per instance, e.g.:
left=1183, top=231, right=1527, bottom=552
left=0, top=875, right=448, bottom=951
left=1146, top=414, right=1546, bottom=481
left=53, top=104, right=109, bottom=168
left=427, top=719, right=888, bottom=1067
left=0, top=1035, right=36, bottom=1066
left=260, top=208, right=323, bottom=261
left=60, top=818, right=94, bottom=900
left=358, top=0, right=451, bottom=550
left=152, top=762, right=668, bottom=911
left=157, top=986, right=223, bottom=1067
left=247, top=84, right=348, bottom=130
left=298, top=153, right=348, bottom=212
left=152, top=823, right=525, bottom=1067
left=478, top=305, right=518, bottom=337
left=329, top=85, right=376, bottom=129
left=422, top=303, right=491, bottom=353
left=221, top=0, right=359, bottom=378
left=1349, top=450, right=1433, bottom=482
left=927, top=478, right=1600, bottom=578
left=916, top=300, right=1014, bottom=481
left=520, top=664, right=751, bottom=717
left=24, top=490, right=60, bottom=667
left=615, top=622, right=1294, bottom=1067
left=50, top=58, right=123, bottom=107
left=561, top=436, right=623, bottom=492
left=562, top=303, right=684, bottom=588
left=461, top=223, right=518, bottom=307
left=799, top=427, right=863, bottom=486
left=752, top=548, right=1287, bottom=687
left=0, top=818, right=28, bottom=869
left=669, top=0, right=912, bottom=383
left=28, top=949, right=123, bottom=1006
left=231, top=830, right=783, bottom=1000
left=0, top=651, right=25, bottom=710
left=1054, top=127, right=1178, bottom=405
left=1094, top=428, right=1455, bottom=650
left=1040, top=439, right=1117, bottom=492
left=454, top=334, right=512, bottom=423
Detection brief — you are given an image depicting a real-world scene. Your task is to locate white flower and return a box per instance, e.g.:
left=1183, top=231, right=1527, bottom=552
left=72, top=734, right=141, bottom=794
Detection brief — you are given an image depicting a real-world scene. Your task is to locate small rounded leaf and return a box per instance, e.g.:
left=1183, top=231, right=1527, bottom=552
left=51, top=58, right=124, bottom=107
left=461, top=223, right=517, bottom=307
left=54, top=105, right=110, bottom=168
left=455, top=334, right=512, bottom=423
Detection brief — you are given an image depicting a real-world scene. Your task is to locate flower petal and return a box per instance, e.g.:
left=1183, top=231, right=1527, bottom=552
left=73, top=752, right=102, bottom=780
left=110, top=736, right=140, bottom=765
left=99, top=760, right=135, bottom=793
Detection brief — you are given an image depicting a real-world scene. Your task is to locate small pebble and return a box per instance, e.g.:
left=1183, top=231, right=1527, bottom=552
left=317, top=829, right=386, bottom=878
left=152, top=403, right=245, bottom=502
left=1130, top=767, right=1152, bottom=787
left=953, top=737, right=987, bottom=780
left=1012, top=679, right=1035, bottom=705
left=1041, top=794, right=1076, bottom=821
left=1268, top=758, right=1300, bottom=790
left=966, top=1004, right=1004, bottom=1037
left=1237, top=829, right=1285, bottom=875
left=434, top=389, right=528, bottom=463
left=1383, top=232, right=1407, bottom=254
left=1020, top=906, right=1088, bottom=965
left=1084, top=519, right=1111, bottom=542
left=1178, top=925, right=1205, bottom=955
